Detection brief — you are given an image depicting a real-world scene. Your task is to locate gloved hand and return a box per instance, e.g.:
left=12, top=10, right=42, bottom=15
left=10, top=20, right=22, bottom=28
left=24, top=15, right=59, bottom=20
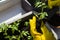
left=48, top=0, right=60, bottom=8
left=29, top=16, right=56, bottom=40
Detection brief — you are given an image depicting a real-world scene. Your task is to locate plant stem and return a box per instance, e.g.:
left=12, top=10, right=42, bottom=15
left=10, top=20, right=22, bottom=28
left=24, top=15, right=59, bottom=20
left=42, top=8, right=44, bottom=12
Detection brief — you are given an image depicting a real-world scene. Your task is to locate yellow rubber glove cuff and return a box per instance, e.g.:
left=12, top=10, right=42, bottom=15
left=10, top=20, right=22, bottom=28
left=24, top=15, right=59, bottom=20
left=48, top=0, right=60, bottom=9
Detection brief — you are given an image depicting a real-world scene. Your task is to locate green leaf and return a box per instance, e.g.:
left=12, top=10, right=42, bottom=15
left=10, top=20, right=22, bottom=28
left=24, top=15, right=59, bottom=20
left=42, top=3, right=46, bottom=6
left=28, top=36, right=33, bottom=40
left=44, top=12, right=48, bottom=16
left=12, top=35, right=16, bottom=39
left=13, top=27, right=18, bottom=31
left=3, top=32, right=7, bottom=35
left=24, top=21, right=29, bottom=27
left=17, top=36, right=21, bottom=40
left=42, top=6, right=47, bottom=8
left=35, top=2, right=42, bottom=7
left=8, top=25, right=12, bottom=28
left=0, top=29, right=2, bottom=32
left=28, top=36, right=32, bottom=39
left=21, top=31, right=29, bottom=36
left=1, top=24, right=8, bottom=31
left=5, top=36, right=11, bottom=38
left=38, top=5, right=42, bottom=8
left=39, top=12, right=48, bottom=19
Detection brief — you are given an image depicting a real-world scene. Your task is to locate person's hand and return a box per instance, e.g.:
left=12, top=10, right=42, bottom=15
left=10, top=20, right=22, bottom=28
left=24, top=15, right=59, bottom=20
left=29, top=16, right=56, bottom=40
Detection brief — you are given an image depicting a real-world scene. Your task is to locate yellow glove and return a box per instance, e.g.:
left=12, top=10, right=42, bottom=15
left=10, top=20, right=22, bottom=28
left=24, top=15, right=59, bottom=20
left=29, top=16, right=56, bottom=40
left=48, top=0, right=60, bottom=9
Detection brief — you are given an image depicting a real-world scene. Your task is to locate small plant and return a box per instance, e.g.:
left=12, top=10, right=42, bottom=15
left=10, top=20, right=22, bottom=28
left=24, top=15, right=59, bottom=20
left=0, top=20, right=32, bottom=40
left=34, top=1, right=48, bottom=20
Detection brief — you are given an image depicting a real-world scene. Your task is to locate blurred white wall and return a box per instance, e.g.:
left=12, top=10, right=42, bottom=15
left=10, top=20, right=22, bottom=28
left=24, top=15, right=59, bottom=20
left=0, top=0, right=20, bottom=11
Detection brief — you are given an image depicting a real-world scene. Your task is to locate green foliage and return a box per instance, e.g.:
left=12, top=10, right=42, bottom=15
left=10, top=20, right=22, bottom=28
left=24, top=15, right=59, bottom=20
left=35, top=2, right=47, bottom=8
left=20, top=31, right=29, bottom=37
left=0, top=20, right=32, bottom=40
left=39, top=12, right=48, bottom=19
left=28, top=0, right=48, bottom=20
left=34, top=1, right=48, bottom=20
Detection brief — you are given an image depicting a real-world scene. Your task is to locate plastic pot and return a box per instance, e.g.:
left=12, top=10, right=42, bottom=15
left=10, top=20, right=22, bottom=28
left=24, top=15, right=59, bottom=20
left=21, top=0, right=33, bottom=12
